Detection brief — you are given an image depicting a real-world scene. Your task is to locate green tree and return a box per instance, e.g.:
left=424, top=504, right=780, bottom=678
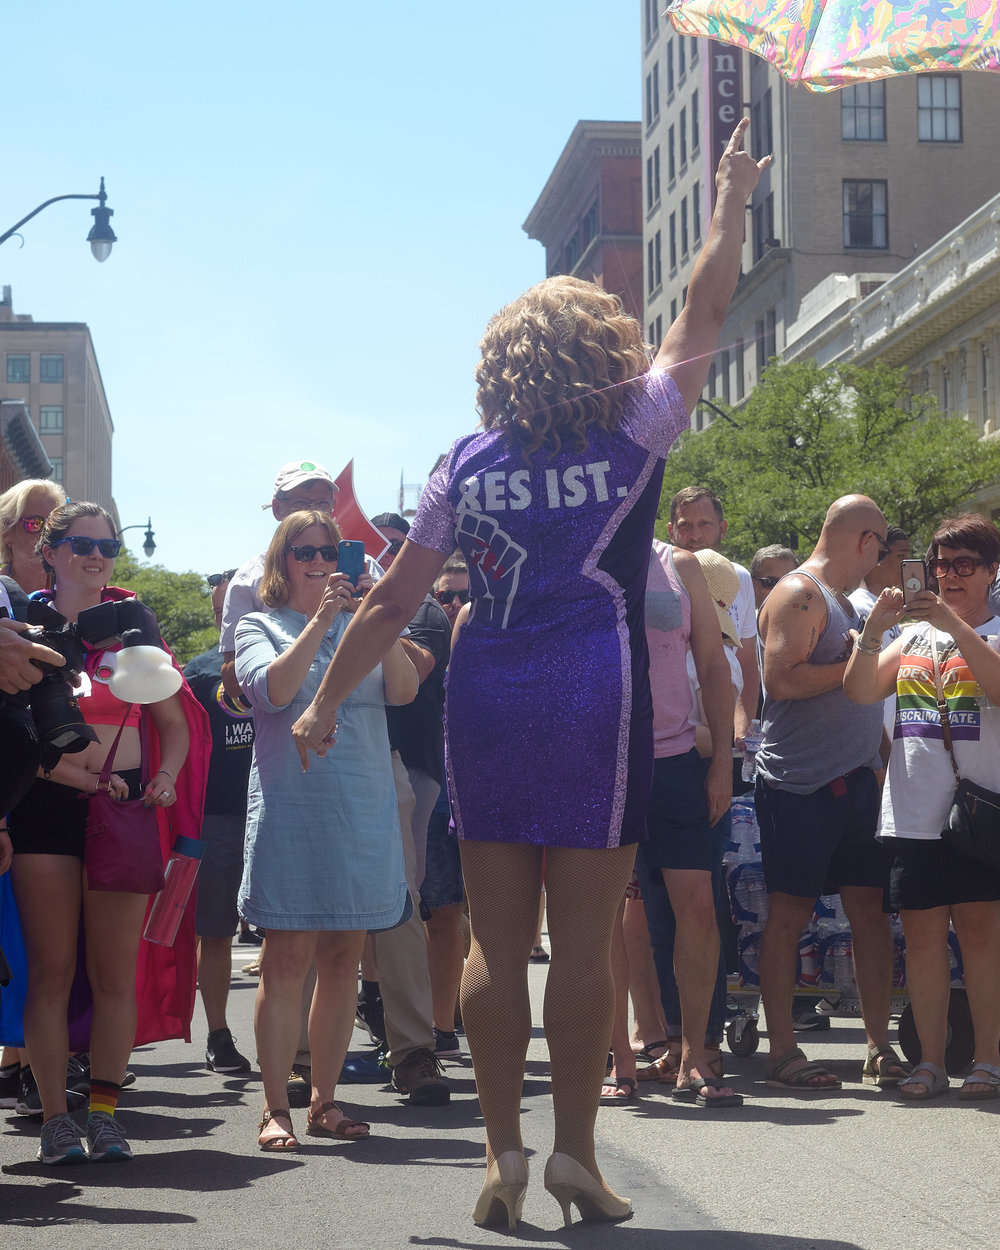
left=658, top=359, right=1000, bottom=564
left=113, top=551, right=216, bottom=665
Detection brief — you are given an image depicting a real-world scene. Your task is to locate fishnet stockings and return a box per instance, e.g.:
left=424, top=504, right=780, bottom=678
left=459, top=839, right=636, bottom=1181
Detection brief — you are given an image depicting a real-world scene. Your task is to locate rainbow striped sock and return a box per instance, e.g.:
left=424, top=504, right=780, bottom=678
left=89, top=1078, right=121, bottom=1117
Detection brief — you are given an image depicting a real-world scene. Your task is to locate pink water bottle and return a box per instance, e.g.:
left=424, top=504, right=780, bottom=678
left=143, top=835, right=203, bottom=947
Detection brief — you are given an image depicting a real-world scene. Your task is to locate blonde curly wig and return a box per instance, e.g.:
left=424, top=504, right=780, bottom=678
left=475, top=276, right=650, bottom=456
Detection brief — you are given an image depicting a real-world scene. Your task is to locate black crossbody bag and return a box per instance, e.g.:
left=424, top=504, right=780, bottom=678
left=931, top=629, right=1000, bottom=873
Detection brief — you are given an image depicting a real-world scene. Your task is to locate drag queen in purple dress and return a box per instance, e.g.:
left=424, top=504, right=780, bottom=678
left=293, top=120, right=769, bottom=1230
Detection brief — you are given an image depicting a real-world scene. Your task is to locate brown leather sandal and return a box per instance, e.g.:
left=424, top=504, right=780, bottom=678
left=258, top=1108, right=298, bottom=1151
left=306, top=1101, right=371, bottom=1140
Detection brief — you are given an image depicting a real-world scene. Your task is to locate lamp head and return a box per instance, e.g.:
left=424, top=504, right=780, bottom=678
left=87, top=176, right=117, bottom=263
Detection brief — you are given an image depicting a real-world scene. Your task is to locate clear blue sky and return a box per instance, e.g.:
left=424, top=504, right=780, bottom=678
left=1, top=1, right=640, bottom=574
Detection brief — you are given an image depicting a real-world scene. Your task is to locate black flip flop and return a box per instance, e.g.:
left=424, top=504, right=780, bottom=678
left=672, top=1077, right=743, bottom=1108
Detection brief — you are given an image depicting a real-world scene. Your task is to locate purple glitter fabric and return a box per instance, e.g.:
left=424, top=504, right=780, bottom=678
left=408, top=369, right=688, bottom=849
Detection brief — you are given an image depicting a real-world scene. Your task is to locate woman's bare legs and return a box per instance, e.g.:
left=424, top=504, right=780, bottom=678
left=898, top=906, right=951, bottom=1094
left=255, top=929, right=317, bottom=1145
left=308, top=929, right=369, bottom=1135
left=952, top=899, right=1000, bottom=1093
left=458, top=841, right=543, bottom=1165
left=82, top=883, right=149, bottom=1088
left=11, top=854, right=81, bottom=1122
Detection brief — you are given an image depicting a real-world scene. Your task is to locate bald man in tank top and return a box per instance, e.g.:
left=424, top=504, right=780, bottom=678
left=754, top=496, right=908, bottom=1092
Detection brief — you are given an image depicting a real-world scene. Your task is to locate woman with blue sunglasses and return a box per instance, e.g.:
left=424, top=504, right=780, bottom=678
left=7, top=501, right=202, bottom=1165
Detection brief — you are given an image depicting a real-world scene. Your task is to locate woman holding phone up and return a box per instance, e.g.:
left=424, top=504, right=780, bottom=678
left=844, top=514, right=1000, bottom=1101
left=234, top=510, right=415, bottom=1150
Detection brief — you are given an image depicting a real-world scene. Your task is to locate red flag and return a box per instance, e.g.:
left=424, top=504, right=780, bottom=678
left=333, top=459, right=391, bottom=565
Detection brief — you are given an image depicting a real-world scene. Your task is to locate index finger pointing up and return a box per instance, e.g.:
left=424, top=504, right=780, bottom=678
left=724, top=116, right=750, bottom=156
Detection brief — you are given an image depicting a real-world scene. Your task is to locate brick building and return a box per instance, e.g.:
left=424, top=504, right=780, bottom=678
left=523, top=120, right=644, bottom=324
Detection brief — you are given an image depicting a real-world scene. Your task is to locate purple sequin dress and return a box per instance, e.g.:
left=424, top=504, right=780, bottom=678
left=407, top=369, right=688, bottom=849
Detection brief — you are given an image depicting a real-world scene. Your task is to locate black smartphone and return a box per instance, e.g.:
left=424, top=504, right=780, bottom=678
left=900, top=558, right=929, bottom=607
left=337, top=540, right=365, bottom=596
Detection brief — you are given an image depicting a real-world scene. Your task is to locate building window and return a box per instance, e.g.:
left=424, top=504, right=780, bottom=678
left=668, top=126, right=676, bottom=181
left=756, top=310, right=777, bottom=373
left=736, top=337, right=745, bottom=400
left=6, top=354, right=30, bottom=384
left=982, top=343, right=993, bottom=426
left=720, top=349, right=731, bottom=403
left=692, top=181, right=702, bottom=242
left=564, top=236, right=579, bottom=271
left=655, top=314, right=662, bottom=343
left=753, top=90, right=774, bottom=159
left=918, top=75, right=961, bottom=141
left=647, top=240, right=655, bottom=292
left=649, top=320, right=656, bottom=345
left=653, top=63, right=660, bottom=119
left=654, top=230, right=662, bottom=288
left=669, top=213, right=677, bottom=270
left=40, top=354, right=64, bottom=383
left=680, top=107, right=687, bottom=166
left=690, top=37, right=698, bottom=65
left=670, top=298, right=678, bottom=323
left=582, top=202, right=598, bottom=247
left=754, top=191, right=776, bottom=259
left=49, top=458, right=63, bottom=484
left=681, top=198, right=689, bottom=257
left=667, top=40, right=675, bottom=95
left=691, top=91, right=700, bottom=152
left=39, top=405, right=63, bottom=434
left=942, top=367, right=952, bottom=415
left=644, top=0, right=659, bottom=43
left=678, top=35, right=686, bottom=79
left=763, top=88, right=773, bottom=153
left=842, top=81, right=886, bottom=140
left=647, top=149, right=661, bottom=210
left=843, top=180, right=888, bottom=249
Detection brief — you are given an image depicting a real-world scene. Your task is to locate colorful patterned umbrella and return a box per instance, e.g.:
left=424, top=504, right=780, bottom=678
left=666, top=0, right=1000, bottom=92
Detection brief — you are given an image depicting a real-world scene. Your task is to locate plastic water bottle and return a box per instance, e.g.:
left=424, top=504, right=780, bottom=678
left=724, top=796, right=760, bottom=866
left=737, top=930, right=763, bottom=988
left=144, top=835, right=203, bottom=947
left=741, top=718, right=763, bottom=782
left=729, top=862, right=769, bottom=929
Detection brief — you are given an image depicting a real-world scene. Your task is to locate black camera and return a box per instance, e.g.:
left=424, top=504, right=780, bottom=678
left=19, top=598, right=163, bottom=770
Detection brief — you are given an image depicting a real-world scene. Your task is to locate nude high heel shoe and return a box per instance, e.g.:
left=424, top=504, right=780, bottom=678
left=543, top=1152, right=632, bottom=1227
left=472, top=1151, right=529, bottom=1230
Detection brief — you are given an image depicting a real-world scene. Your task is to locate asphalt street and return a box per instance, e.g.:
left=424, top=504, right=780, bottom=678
left=1, top=934, right=997, bottom=1250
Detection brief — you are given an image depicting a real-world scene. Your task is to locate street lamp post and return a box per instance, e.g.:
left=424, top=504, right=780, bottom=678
left=0, top=177, right=117, bottom=262
left=118, top=517, right=156, bottom=559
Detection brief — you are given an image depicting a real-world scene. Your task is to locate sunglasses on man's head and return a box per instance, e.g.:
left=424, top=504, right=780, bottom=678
left=207, top=569, right=238, bottom=587
left=435, top=588, right=470, bottom=606
left=287, top=544, right=338, bottom=563
left=50, top=536, right=121, bottom=558
left=386, top=538, right=405, bottom=556
left=16, top=515, right=46, bottom=533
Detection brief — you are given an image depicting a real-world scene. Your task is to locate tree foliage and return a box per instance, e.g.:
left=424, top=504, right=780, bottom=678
left=658, top=360, right=1000, bottom=565
left=113, top=550, right=216, bottom=665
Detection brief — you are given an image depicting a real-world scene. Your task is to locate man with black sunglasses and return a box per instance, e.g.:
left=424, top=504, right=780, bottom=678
left=754, top=495, right=906, bottom=1091
left=433, top=558, right=470, bottom=625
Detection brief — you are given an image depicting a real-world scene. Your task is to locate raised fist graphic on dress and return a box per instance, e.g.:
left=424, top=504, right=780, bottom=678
left=457, top=511, right=527, bottom=629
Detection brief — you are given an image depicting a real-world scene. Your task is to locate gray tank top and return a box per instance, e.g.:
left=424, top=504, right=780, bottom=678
left=756, top=570, right=883, bottom=794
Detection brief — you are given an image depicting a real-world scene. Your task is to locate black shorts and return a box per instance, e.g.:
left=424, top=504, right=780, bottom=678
left=755, top=768, right=888, bottom=899
left=9, top=769, right=144, bottom=859
left=644, top=749, right=723, bottom=873
left=886, top=837, right=1000, bottom=911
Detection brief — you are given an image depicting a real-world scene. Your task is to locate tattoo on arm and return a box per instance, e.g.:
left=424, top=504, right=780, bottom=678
left=805, top=626, right=817, bottom=658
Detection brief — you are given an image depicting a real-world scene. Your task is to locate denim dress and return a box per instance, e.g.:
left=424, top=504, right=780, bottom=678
left=234, top=607, right=407, bottom=931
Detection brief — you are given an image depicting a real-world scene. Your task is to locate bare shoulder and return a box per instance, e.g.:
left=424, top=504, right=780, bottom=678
left=759, top=570, right=826, bottom=637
